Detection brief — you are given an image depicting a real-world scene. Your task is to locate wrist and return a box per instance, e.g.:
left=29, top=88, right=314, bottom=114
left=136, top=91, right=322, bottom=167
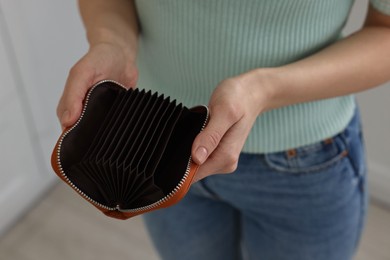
left=87, top=27, right=137, bottom=61
left=238, top=68, right=283, bottom=115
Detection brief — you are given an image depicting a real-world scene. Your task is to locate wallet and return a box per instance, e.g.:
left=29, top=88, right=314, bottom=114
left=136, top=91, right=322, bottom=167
left=51, top=80, right=209, bottom=220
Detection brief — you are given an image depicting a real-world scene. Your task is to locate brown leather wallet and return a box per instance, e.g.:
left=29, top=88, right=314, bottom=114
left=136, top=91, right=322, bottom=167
left=51, top=80, right=209, bottom=220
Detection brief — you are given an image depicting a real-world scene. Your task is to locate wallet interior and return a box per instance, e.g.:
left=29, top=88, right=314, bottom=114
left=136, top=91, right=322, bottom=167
left=57, top=81, right=208, bottom=211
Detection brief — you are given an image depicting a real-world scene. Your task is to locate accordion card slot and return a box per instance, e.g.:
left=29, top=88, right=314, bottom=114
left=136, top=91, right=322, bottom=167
left=100, top=89, right=150, bottom=162
left=152, top=107, right=206, bottom=194
left=125, top=93, right=168, bottom=160
left=84, top=91, right=129, bottom=160
left=105, top=90, right=153, bottom=161
left=88, top=88, right=137, bottom=159
left=103, top=160, right=122, bottom=205
left=83, top=89, right=127, bottom=160
left=133, top=101, right=177, bottom=181
left=116, top=92, right=161, bottom=165
left=128, top=102, right=181, bottom=168
left=121, top=100, right=180, bottom=174
left=52, top=80, right=209, bottom=219
left=141, top=104, right=184, bottom=179
left=95, top=88, right=142, bottom=161
left=58, top=90, right=121, bottom=171
left=124, top=172, right=164, bottom=208
left=127, top=96, right=171, bottom=171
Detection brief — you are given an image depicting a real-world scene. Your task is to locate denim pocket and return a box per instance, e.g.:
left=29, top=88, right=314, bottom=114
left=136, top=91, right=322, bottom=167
left=264, top=134, right=349, bottom=174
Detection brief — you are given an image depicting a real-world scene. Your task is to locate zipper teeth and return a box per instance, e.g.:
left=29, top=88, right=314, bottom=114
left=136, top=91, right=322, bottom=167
left=56, top=79, right=210, bottom=213
left=200, top=105, right=210, bottom=131
left=57, top=80, right=125, bottom=211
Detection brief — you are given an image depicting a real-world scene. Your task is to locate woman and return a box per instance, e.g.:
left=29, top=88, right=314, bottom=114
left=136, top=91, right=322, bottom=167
left=57, top=1, right=390, bottom=259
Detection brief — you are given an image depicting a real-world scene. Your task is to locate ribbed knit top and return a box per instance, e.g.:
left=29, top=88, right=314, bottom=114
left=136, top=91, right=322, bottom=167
left=134, top=0, right=390, bottom=153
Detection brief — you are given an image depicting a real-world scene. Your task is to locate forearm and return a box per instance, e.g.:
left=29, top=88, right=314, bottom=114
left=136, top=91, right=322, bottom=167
left=78, top=0, right=138, bottom=60
left=246, top=6, right=390, bottom=113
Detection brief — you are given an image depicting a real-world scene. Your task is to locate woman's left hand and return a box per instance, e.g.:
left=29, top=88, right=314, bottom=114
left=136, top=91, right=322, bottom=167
left=193, top=4, right=390, bottom=182
left=191, top=71, right=273, bottom=182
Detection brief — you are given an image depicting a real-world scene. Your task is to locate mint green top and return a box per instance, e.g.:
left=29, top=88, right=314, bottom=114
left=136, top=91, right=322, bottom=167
left=135, top=0, right=390, bottom=153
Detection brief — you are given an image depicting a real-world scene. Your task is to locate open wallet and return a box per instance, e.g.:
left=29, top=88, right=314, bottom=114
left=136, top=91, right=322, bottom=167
left=51, top=80, right=209, bottom=220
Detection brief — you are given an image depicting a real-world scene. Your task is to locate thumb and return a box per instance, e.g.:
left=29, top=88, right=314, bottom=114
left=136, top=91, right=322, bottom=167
left=191, top=106, right=234, bottom=165
left=58, top=98, right=83, bottom=130
left=57, top=69, right=93, bottom=130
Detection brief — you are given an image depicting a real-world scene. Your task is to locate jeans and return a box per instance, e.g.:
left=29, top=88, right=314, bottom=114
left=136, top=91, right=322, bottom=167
left=143, top=109, right=368, bottom=260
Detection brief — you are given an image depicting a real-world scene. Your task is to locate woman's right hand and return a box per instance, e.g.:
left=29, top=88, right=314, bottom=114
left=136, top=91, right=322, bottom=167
left=56, top=42, right=138, bottom=130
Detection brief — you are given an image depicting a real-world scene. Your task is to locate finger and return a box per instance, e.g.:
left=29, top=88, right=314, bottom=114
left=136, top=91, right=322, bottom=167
left=191, top=155, right=229, bottom=183
left=191, top=108, right=230, bottom=165
left=57, top=66, right=95, bottom=129
left=191, top=103, right=241, bottom=165
left=191, top=143, right=241, bottom=183
left=191, top=116, right=254, bottom=183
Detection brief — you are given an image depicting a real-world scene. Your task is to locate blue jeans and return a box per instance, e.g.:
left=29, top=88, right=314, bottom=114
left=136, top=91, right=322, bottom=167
left=144, top=110, right=367, bottom=260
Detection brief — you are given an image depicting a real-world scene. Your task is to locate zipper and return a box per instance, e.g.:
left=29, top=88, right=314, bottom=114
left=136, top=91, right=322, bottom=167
left=56, top=79, right=210, bottom=213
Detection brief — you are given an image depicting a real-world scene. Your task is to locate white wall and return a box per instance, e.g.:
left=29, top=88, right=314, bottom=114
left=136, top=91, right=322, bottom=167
left=0, top=0, right=87, bottom=159
left=344, top=0, right=390, bottom=205
left=0, top=0, right=87, bottom=235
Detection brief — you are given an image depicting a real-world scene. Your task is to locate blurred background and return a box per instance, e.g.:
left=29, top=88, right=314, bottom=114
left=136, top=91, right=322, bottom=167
left=0, top=0, right=389, bottom=259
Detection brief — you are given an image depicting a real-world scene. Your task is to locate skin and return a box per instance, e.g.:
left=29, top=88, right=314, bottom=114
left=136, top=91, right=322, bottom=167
left=57, top=0, right=390, bottom=183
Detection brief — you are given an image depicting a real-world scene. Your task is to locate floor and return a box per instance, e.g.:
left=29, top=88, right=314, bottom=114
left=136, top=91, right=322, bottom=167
left=0, top=183, right=389, bottom=260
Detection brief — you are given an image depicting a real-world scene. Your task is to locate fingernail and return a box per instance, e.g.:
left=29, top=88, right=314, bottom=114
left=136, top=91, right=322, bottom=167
left=195, top=147, right=208, bottom=164
left=61, top=110, right=70, bottom=125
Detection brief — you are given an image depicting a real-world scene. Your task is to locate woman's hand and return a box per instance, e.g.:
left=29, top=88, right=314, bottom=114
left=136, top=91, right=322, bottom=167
left=56, top=42, right=138, bottom=130
left=191, top=71, right=273, bottom=182
left=191, top=5, right=390, bottom=183
left=57, top=0, right=139, bottom=130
